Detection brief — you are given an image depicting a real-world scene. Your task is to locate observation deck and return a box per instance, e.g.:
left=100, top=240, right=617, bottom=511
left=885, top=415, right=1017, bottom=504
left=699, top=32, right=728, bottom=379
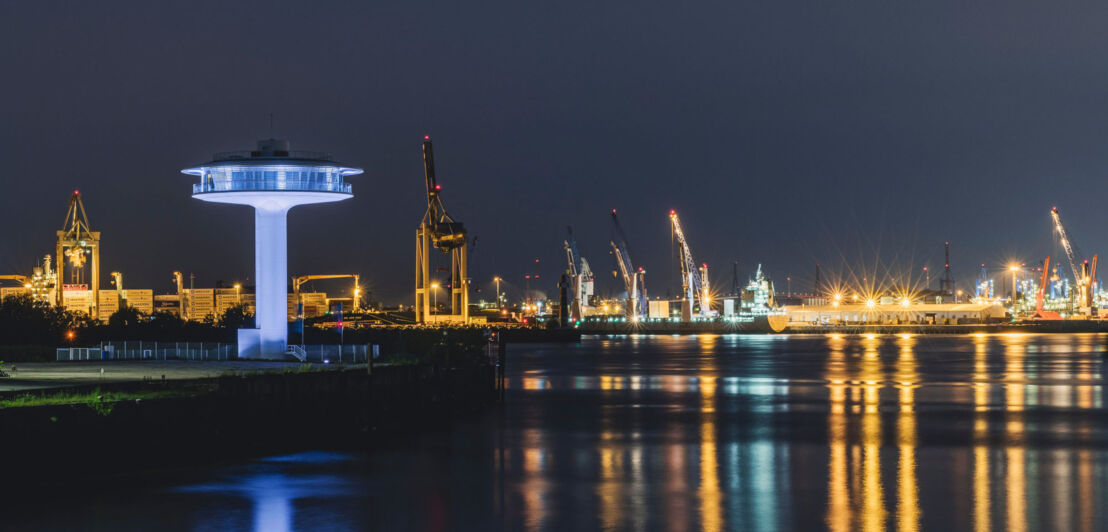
left=183, top=139, right=361, bottom=196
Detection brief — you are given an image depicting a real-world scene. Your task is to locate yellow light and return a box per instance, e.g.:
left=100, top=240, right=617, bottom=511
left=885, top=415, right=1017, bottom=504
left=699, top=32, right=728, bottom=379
left=832, top=301, right=839, bottom=307
left=866, top=299, right=876, bottom=308
left=901, top=298, right=910, bottom=307
left=833, top=293, right=842, bottom=301
left=1009, top=265, right=1020, bottom=272
left=23, top=284, right=31, bottom=288
left=234, top=283, right=241, bottom=290
left=431, top=282, right=440, bottom=289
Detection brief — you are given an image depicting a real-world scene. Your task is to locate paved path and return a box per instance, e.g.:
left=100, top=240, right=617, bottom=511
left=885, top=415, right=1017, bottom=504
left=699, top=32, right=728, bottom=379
left=0, top=361, right=339, bottom=392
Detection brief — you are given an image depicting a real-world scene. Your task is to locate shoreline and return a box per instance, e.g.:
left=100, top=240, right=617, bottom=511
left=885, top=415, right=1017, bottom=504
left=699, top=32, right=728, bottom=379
left=0, top=363, right=498, bottom=490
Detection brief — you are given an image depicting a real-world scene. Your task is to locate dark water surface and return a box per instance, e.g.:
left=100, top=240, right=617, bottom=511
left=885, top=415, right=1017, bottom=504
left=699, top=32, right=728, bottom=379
left=13, top=334, right=1108, bottom=531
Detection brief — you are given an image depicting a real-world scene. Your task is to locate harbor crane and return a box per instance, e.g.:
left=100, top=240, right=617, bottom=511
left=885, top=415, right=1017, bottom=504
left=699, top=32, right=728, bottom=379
left=56, top=191, right=101, bottom=319
left=669, top=210, right=712, bottom=320
left=1050, top=206, right=1098, bottom=314
left=609, top=210, right=647, bottom=320
left=1033, top=256, right=1062, bottom=320
left=563, top=226, right=594, bottom=323
left=415, top=136, right=469, bottom=323
left=293, top=274, right=361, bottom=312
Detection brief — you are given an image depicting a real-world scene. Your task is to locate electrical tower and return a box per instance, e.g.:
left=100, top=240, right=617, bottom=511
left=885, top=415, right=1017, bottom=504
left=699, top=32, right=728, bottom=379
left=56, top=191, right=100, bottom=319
left=415, top=136, right=469, bottom=323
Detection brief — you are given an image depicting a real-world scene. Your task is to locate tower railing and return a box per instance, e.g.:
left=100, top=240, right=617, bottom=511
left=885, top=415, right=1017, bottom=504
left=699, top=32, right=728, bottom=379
left=193, top=181, right=352, bottom=194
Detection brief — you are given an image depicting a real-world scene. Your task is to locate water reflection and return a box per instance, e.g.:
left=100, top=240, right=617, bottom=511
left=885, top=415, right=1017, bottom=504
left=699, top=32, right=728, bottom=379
left=13, top=334, right=1107, bottom=531
left=174, top=452, right=360, bottom=532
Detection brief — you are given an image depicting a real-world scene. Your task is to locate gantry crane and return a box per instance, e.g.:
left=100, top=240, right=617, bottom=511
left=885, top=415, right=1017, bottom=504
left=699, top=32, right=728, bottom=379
left=292, top=274, right=361, bottom=312
left=563, top=226, right=594, bottom=323
left=416, top=136, right=469, bottom=323
left=56, top=191, right=100, bottom=319
left=669, top=210, right=711, bottom=320
left=609, top=210, right=647, bottom=320
left=1050, top=206, right=1098, bottom=314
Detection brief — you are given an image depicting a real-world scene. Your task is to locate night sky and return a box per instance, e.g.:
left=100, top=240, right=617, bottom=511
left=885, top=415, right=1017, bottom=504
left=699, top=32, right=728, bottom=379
left=3, top=1, right=1108, bottom=304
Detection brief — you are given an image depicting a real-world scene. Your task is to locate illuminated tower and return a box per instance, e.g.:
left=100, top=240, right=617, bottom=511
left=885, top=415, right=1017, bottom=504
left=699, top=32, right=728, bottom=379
left=182, top=139, right=362, bottom=359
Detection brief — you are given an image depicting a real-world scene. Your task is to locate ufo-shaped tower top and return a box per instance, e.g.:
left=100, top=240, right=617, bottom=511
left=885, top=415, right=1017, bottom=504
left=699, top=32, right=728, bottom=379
left=182, top=139, right=362, bottom=196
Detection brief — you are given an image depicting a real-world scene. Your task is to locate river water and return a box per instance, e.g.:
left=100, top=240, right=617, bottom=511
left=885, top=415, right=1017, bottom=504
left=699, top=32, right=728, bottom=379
left=13, top=333, right=1108, bottom=531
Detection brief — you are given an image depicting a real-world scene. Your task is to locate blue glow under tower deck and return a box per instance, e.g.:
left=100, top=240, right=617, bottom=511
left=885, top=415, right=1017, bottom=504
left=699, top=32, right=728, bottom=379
left=183, top=139, right=361, bottom=359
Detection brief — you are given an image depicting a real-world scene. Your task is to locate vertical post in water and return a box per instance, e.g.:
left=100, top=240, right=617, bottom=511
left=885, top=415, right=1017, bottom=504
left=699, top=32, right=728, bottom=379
left=498, top=339, right=507, bottom=401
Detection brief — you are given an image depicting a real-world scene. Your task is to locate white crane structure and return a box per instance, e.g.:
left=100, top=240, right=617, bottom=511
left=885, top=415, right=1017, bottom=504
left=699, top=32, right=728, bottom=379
left=609, top=210, right=647, bottom=320
left=1051, top=206, right=1098, bottom=313
left=669, top=210, right=713, bottom=320
left=563, top=226, right=594, bottom=323
left=110, top=271, right=125, bottom=309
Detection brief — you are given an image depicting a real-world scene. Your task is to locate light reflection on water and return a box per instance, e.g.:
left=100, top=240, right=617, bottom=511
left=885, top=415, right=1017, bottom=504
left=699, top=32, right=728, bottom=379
left=11, top=333, right=1107, bottom=531
left=497, top=333, right=1105, bottom=531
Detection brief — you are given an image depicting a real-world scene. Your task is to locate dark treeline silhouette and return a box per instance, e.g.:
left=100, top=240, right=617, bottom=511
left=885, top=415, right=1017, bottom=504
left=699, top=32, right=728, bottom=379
left=1, top=295, right=492, bottom=365
left=0, top=294, right=91, bottom=346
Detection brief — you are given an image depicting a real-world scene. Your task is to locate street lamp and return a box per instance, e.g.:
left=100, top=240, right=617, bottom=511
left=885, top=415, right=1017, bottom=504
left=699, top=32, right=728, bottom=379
left=1009, top=265, right=1020, bottom=309
left=233, top=283, right=242, bottom=304
left=431, top=282, right=440, bottom=317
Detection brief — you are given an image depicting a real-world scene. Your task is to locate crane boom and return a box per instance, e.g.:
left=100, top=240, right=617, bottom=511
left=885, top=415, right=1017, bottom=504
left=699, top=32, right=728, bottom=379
left=0, top=275, right=31, bottom=286
left=1037, top=257, right=1050, bottom=313
left=1088, top=254, right=1098, bottom=309
left=609, top=210, right=646, bottom=319
left=1051, top=207, right=1083, bottom=284
left=564, top=225, right=594, bottom=322
left=669, top=210, right=709, bottom=318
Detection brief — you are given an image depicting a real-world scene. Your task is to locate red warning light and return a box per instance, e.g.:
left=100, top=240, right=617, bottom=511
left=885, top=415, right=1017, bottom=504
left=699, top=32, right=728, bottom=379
left=611, top=209, right=617, bottom=214
left=74, top=190, right=80, bottom=195
left=424, top=135, right=430, bottom=140
left=669, top=209, right=676, bottom=215
left=435, top=184, right=441, bottom=190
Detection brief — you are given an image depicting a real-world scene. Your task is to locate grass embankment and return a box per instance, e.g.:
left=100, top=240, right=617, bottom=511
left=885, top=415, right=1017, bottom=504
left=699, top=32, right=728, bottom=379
left=0, top=387, right=198, bottom=414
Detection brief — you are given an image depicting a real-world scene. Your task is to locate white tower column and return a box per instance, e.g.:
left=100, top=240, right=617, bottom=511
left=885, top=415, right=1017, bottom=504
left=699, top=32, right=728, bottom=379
left=254, top=206, right=290, bottom=357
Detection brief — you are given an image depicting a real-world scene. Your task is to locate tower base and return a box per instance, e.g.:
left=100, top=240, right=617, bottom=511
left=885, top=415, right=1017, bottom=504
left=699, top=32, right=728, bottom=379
left=237, top=328, right=287, bottom=360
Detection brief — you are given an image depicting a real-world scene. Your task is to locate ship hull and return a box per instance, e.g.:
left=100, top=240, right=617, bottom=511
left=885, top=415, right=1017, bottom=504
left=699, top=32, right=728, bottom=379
left=580, top=315, right=787, bottom=334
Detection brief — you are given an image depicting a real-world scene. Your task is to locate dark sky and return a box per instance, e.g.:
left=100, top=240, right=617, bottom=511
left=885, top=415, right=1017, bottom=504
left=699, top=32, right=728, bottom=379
left=3, top=1, right=1108, bottom=304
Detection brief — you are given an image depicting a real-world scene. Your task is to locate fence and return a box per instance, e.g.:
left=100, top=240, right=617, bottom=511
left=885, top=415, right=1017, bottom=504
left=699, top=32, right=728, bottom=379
left=56, top=342, right=235, bottom=361
left=297, top=344, right=371, bottom=364
left=56, top=342, right=372, bottom=363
